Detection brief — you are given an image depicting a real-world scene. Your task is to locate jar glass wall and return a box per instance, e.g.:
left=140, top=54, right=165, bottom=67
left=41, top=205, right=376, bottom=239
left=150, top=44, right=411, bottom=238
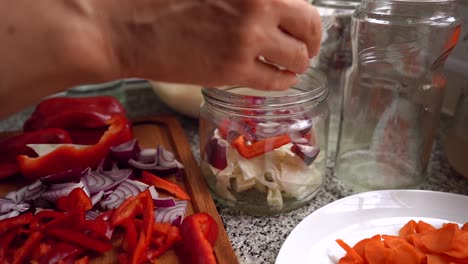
left=199, top=69, right=329, bottom=215
left=335, top=0, right=461, bottom=191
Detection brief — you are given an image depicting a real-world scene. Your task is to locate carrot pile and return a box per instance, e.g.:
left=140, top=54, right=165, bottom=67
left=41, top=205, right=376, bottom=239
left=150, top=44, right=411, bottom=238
left=336, top=220, right=468, bottom=264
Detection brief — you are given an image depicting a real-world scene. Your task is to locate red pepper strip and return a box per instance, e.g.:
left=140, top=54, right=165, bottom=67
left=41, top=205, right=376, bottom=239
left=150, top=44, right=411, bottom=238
left=30, top=210, right=65, bottom=230
left=79, top=219, right=112, bottom=241
left=0, top=162, right=21, bottom=180
left=121, top=219, right=138, bottom=253
left=24, top=96, right=126, bottom=130
left=110, top=196, right=142, bottom=227
left=13, top=231, right=44, bottom=264
left=132, top=233, right=147, bottom=264
left=0, top=212, right=33, bottom=235
left=152, top=222, right=172, bottom=237
left=231, top=134, right=291, bottom=159
left=41, top=241, right=86, bottom=263
left=44, top=227, right=113, bottom=253
left=131, top=189, right=155, bottom=264
left=97, top=209, right=114, bottom=221
left=140, top=171, right=191, bottom=200
left=56, top=188, right=93, bottom=212
left=39, top=210, right=84, bottom=231
left=74, top=255, right=89, bottom=264
left=0, top=227, right=18, bottom=259
left=0, top=128, right=72, bottom=162
left=176, top=213, right=219, bottom=264
left=138, top=189, right=154, bottom=246
left=147, top=226, right=182, bottom=260
left=17, top=114, right=133, bottom=180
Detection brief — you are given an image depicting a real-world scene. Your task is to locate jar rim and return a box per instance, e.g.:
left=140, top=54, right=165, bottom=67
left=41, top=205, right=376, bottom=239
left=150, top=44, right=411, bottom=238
left=202, top=68, right=328, bottom=110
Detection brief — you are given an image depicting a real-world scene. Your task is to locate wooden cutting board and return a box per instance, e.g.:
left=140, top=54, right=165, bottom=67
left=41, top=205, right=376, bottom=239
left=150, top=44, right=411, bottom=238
left=0, top=115, right=239, bottom=264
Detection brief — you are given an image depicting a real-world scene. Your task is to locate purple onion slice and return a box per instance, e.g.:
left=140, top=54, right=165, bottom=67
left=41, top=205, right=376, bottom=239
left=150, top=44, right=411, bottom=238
left=109, top=138, right=141, bottom=164
left=154, top=200, right=188, bottom=226
left=291, top=144, right=320, bottom=165
left=205, top=138, right=227, bottom=170
left=40, top=168, right=83, bottom=185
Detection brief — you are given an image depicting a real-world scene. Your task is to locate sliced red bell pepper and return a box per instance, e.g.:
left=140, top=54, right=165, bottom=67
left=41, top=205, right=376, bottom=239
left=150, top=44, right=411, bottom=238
left=110, top=196, right=142, bottom=227
left=38, top=241, right=85, bottom=264
left=0, top=162, right=21, bottom=180
left=24, top=96, right=126, bottom=130
left=139, top=171, right=190, bottom=200
left=0, top=128, right=72, bottom=180
left=38, top=209, right=84, bottom=231
left=74, top=255, right=89, bottom=264
left=147, top=225, right=182, bottom=260
left=56, top=187, right=93, bottom=212
left=176, top=213, right=219, bottom=264
left=30, top=210, right=65, bottom=230
left=0, top=128, right=72, bottom=162
left=24, top=96, right=127, bottom=145
left=17, top=114, right=132, bottom=180
left=121, top=219, right=138, bottom=253
left=43, top=227, right=113, bottom=253
left=231, top=134, right=291, bottom=159
left=0, top=227, right=18, bottom=258
left=0, top=212, right=33, bottom=235
left=13, top=231, right=44, bottom=264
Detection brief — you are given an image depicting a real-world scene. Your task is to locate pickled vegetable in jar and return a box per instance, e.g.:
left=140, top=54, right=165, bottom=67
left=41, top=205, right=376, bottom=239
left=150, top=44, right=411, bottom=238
left=199, top=69, right=329, bottom=215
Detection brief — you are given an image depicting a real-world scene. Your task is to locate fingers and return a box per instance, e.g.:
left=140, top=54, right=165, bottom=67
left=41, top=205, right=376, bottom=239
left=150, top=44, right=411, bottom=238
left=276, top=0, right=322, bottom=57
left=258, top=28, right=309, bottom=74
left=239, top=59, right=299, bottom=91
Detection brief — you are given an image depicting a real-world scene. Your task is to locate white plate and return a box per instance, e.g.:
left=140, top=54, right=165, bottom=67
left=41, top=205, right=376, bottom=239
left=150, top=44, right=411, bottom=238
left=276, top=190, right=468, bottom=264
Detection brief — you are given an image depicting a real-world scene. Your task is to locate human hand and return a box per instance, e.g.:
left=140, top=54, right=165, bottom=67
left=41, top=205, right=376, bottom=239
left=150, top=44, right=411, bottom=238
left=98, top=0, right=322, bottom=90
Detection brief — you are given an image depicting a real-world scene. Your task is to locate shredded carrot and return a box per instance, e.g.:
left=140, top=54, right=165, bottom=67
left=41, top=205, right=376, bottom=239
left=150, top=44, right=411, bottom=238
left=336, top=220, right=468, bottom=264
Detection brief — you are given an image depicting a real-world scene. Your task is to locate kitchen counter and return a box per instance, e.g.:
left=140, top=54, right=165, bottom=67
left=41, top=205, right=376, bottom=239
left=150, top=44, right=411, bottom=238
left=2, top=83, right=468, bottom=264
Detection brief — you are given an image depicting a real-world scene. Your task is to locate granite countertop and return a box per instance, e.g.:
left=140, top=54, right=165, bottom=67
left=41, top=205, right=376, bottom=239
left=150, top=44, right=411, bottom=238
left=2, top=83, right=468, bottom=264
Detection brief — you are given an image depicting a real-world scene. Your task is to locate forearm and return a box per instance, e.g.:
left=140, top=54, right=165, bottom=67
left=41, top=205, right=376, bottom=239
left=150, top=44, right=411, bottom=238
left=0, top=0, right=120, bottom=119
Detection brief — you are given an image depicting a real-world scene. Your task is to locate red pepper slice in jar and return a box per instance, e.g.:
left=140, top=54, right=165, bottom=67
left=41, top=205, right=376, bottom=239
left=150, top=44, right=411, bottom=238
left=231, top=134, right=291, bottom=159
left=176, top=213, right=219, bottom=264
left=17, top=114, right=132, bottom=180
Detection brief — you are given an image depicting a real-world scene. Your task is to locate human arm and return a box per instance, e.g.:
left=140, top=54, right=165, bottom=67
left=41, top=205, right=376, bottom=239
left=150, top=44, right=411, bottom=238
left=0, top=0, right=322, bottom=118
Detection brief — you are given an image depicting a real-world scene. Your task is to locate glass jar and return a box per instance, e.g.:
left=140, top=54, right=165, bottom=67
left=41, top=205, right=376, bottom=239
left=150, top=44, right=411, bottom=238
left=199, top=69, right=329, bottom=215
left=310, top=0, right=360, bottom=155
left=335, top=0, right=461, bottom=191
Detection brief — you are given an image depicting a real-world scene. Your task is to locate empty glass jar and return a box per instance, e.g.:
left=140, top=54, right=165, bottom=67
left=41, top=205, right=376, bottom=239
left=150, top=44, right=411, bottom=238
left=199, top=69, right=329, bottom=215
left=335, top=0, right=461, bottom=191
left=310, top=0, right=360, bottom=154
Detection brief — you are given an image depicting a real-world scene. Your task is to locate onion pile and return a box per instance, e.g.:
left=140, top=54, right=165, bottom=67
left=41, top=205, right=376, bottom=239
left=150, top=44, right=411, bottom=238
left=0, top=139, right=188, bottom=225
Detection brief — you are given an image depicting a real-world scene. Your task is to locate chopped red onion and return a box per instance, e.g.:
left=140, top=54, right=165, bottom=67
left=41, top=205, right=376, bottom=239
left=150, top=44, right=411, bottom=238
left=40, top=168, right=83, bottom=185
left=138, top=148, right=157, bottom=163
left=0, top=210, right=20, bottom=221
left=254, top=122, right=288, bottom=139
left=85, top=210, right=101, bottom=220
left=99, top=180, right=149, bottom=210
left=109, top=138, right=141, bottom=164
left=206, top=137, right=227, bottom=170
left=0, top=198, right=30, bottom=213
left=41, top=182, right=87, bottom=203
left=154, top=200, right=188, bottom=226
left=153, top=197, right=176, bottom=208
left=6, top=180, right=46, bottom=202
left=291, top=144, right=320, bottom=165
left=91, top=191, right=105, bottom=206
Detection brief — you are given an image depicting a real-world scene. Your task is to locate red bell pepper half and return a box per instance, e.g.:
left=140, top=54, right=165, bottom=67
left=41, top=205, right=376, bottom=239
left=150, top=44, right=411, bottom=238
left=176, top=213, right=219, bottom=264
left=231, top=134, right=291, bottom=159
left=139, top=171, right=191, bottom=200
left=24, top=96, right=127, bottom=144
left=0, top=128, right=72, bottom=180
left=17, top=114, right=132, bottom=180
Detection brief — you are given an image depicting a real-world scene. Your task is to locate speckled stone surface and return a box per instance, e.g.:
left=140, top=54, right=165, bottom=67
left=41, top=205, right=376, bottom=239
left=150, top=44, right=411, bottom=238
left=2, top=83, right=468, bottom=264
